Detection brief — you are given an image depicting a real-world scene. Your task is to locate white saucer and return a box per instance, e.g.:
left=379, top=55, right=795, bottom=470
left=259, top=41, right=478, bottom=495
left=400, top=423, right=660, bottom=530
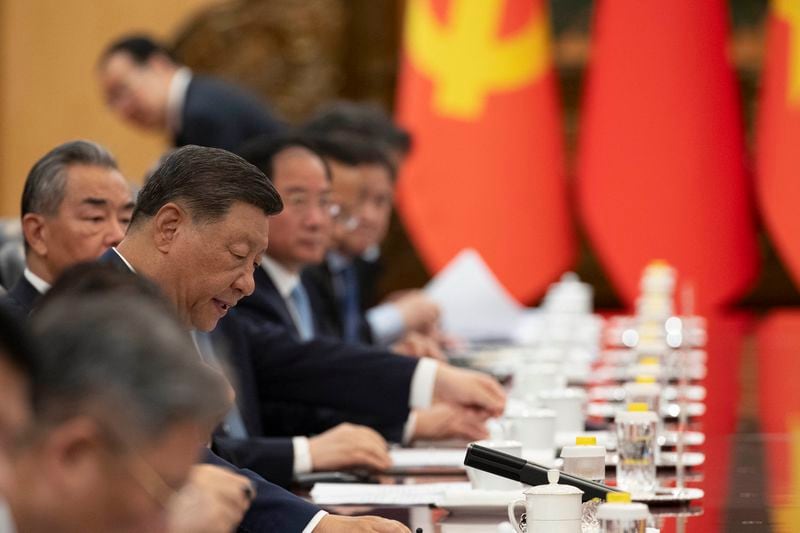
left=434, top=488, right=523, bottom=514
left=589, top=384, right=707, bottom=402
left=587, top=402, right=706, bottom=419
left=606, top=451, right=706, bottom=467
left=631, top=486, right=705, bottom=503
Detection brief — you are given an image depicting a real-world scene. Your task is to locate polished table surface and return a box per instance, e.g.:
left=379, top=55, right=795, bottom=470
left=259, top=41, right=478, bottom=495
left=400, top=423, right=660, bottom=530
left=301, top=311, right=800, bottom=532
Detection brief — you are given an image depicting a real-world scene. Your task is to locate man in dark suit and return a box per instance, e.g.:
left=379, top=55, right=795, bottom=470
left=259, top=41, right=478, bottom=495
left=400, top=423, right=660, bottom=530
left=301, top=135, right=440, bottom=351
left=108, top=144, right=411, bottom=532
left=233, top=136, right=494, bottom=444
left=97, top=35, right=284, bottom=152
left=0, top=140, right=134, bottom=318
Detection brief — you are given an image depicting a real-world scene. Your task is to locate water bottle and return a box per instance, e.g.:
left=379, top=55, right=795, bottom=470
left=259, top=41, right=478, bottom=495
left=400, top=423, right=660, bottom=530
left=615, top=403, right=658, bottom=493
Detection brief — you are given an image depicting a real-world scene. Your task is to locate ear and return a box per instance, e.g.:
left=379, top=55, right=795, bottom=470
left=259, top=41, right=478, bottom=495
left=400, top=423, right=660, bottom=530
left=21, top=213, right=49, bottom=257
left=44, top=417, right=108, bottom=491
left=152, top=203, right=186, bottom=253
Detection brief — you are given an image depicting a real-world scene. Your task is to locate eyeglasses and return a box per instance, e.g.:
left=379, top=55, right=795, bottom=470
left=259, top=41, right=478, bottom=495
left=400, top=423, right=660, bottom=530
left=284, top=193, right=340, bottom=218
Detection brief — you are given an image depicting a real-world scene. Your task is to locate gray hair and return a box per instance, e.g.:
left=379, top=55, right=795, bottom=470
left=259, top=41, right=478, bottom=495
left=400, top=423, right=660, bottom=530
left=30, top=292, right=228, bottom=446
left=21, top=140, right=119, bottom=217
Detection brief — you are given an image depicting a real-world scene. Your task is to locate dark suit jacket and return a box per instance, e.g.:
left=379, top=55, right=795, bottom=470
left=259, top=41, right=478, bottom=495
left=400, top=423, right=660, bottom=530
left=203, top=449, right=319, bottom=533
left=230, top=267, right=406, bottom=442
left=221, top=263, right=419, bottom=429
left=175, top=75, right=285, bottom=152
left=98, top=249, right=324, bottom=529
left=0, top=275, right=41, bottom=319
left=302, top=260, right=375, bottom=344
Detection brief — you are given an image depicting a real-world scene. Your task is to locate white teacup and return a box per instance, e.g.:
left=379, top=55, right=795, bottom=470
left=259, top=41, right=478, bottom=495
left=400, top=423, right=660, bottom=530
left=466, top=440, right=523, bottom=491
left=506, top=409, right=556, bottom=454
left=507, top=469, right=582, bottom=533
left=539, top=388, right=587, bottom=433
left=511, top=363, right=566, bottom=402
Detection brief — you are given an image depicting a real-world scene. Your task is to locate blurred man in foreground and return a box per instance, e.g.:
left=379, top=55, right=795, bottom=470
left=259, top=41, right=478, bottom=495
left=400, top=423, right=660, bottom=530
left=8, top=292, right=231, bottom=533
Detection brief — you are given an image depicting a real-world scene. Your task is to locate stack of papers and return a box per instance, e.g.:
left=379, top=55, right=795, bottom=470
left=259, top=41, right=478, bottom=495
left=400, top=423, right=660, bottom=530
left=389, top=448, right=466, bottom=470
left=310, top=482, right=471, bottom=506
left=426, top=249, right=525, bottom=341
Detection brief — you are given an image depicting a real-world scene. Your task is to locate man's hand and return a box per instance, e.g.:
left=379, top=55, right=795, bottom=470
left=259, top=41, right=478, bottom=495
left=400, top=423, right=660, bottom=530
left=167, top=464, right=254, bottom=533
left=391, top=331, right=446, bottom=361
left=309, top=423, right=392, bottom=472
left=433, top=365, right=506, bottom=417
left=391, top=291, right=440, bottom=333
left=413, top=404, right=490, bottom=441
left=314, top=515, right=411, bottom=532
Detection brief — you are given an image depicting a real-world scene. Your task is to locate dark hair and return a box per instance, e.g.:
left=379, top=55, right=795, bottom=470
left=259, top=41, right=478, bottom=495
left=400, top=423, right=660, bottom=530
left=0, top=306, right=38, bottom=400
left=21, top=140, right=119, bottom=218
left=303, top=101, right=412, bottom=157
left=99, top=34, right=176, bottom=66
left=35, top=262, right=171, bottom=317
left=237, top=134, right=331, bottom=183
left=309, top=133, right=396, bottom=181
left=129, top=144, right=283, bottom=228
left=31, top=291, right=229, bottom=444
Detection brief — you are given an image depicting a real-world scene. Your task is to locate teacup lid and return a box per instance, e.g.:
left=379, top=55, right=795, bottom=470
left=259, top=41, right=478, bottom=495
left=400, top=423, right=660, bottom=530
left=524, top=469, right=583, bottom=495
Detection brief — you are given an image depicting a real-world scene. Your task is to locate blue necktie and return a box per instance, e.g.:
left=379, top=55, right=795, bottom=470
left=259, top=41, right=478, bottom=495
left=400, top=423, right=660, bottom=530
left=289, top=283, right=314, bottom=341
left=339, top=264, right=361, bottom=343
left=193, top=331, right=249, bottom=439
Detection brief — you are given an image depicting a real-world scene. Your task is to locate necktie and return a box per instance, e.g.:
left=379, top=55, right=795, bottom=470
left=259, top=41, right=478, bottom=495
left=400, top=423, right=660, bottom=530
left=339, top=264, right=361, bottom=343
left=289, top=283, right=314, bottom=341
left=192, top=331, right=249, bottom=439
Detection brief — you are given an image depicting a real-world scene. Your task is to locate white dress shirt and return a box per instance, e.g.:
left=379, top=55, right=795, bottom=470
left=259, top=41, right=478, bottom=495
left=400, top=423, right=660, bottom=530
left=166, top=67, right=192, bottom=135
left=23, top=268, right=50, bottom=294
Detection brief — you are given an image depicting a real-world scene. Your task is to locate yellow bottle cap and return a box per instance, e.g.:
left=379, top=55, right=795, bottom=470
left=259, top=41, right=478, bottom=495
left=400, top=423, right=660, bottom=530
left=639, top=357, right=660, bottom=366
left=576, top=436, right=597, bottom=446
left=635, top=375, right=657, bottom=383
left=627, top=402, right=649, bottom=412
left=607, top=492, right=632, bottom=503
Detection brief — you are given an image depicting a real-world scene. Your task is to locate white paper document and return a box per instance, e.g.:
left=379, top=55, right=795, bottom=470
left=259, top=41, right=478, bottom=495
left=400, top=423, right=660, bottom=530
left=425, top=249, right=525, bottom=341
left=310, top=482, right=471, bottom=506
left=389, top=448, right=467, bottom=469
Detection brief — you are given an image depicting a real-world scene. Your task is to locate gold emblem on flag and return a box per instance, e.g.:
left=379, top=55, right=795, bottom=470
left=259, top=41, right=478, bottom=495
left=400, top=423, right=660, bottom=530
left=775, top=0, right=800, bottom=105
left=404, top=0, right=550, bottom=120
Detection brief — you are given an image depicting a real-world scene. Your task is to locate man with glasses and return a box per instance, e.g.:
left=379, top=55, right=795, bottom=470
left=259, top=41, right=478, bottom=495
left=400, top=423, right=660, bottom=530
left=230, top=136, right=494, bottom=452
left=303, top=135, right=441, bottom=351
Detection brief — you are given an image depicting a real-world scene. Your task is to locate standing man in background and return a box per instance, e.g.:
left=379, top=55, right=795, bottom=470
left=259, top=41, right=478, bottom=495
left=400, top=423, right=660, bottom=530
left=98, top=35, right=285, bottom=152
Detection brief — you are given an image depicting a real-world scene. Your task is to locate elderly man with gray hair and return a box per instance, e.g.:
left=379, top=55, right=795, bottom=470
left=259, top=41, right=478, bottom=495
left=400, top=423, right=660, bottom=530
left=6, top=289, right=236, bottom=533
left=0, top=140, right=134, bottom=317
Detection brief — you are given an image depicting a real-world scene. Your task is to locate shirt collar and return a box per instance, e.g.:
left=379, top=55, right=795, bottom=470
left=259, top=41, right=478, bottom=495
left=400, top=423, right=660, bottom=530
left=111, top=247, right=136, bottom=273
left=326, top=250, right=352, bottom=274
left=166, top=67, right=192, bottom=134
left=23, top=268, right=50, bottom=294
left=261, top=256, right=300, bottom=299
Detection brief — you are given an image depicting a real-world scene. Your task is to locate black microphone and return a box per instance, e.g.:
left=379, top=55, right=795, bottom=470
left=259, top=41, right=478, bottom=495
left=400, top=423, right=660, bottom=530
left=463, top=443, right=623, bottom=502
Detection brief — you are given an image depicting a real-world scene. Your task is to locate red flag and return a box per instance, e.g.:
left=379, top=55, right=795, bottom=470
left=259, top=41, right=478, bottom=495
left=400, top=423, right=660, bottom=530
left=576, top=0, right=759, bottom=311
left=757, top=1, right=800, bottom=288
left=395, top=0, right=574, bottom=304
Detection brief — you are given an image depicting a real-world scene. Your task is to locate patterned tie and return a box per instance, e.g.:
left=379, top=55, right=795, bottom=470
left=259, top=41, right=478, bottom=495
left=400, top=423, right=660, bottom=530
left=192, top=331, right=249, bottom=439
left=289, top=283, right=315, bottom=341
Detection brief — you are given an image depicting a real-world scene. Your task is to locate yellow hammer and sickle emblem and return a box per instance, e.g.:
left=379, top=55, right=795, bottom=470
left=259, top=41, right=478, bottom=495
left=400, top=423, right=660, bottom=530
left=404, top=0, right=550, bottom=120
left=775, top=0, right=800, bottom=105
